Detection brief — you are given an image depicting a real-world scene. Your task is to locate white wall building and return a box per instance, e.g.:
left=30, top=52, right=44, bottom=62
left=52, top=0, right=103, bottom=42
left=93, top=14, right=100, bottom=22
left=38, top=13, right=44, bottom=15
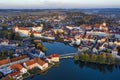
left=14, top=26, right=30, bottom=37
left=33, top=32, right=42, bottom=38
left=32, top=24, right=43, bottom=32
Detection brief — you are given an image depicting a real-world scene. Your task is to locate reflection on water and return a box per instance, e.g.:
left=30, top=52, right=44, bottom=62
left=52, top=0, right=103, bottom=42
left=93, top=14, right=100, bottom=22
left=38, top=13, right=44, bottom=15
left=27, top=42, right=120, bottom=80
left=74, top=60, right=120, bottom=74
left=40, top=70, right=48, bottom=75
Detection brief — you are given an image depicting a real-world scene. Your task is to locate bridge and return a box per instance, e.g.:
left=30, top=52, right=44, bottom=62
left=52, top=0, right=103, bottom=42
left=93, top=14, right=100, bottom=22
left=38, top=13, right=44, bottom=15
left=60, top=52, right=78, bottom=59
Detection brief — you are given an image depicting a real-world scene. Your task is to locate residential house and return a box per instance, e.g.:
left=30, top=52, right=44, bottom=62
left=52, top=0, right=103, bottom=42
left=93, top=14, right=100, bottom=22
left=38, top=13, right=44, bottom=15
left=0, top=39, right=9, bottom=45
left=53, top=29, right=64, bottom=34
left=100, top=22, right=108, bottom=31
left=23, top=58, right=48, bottom=70
left=0, top=59, right=10, bottom=68
left=10, top=64, right=27, bottom=74
left=32, top=24, right=43, bottom=32
left=114, top=41, right=120, bottom=46
left=9, top=71, right=22, bottom=80
left=50, top=54, right=59, bottom=62
left=46, top=57, right=52, bottom=63
left=10, top=55, right=30, bottom=66
left=32, top=31, right=42, bottom=38
left=0, top=55, right=29, bottom=68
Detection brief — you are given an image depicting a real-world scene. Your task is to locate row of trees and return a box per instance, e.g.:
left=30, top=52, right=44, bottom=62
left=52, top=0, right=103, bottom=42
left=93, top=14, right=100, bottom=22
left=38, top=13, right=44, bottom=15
left=74, top=52, right=114, bottom=65
left=66, top=12, right=109, bottom=26
left=0, top=50, right=14, bottom=59
left=0, top=30, right=21, bottom=40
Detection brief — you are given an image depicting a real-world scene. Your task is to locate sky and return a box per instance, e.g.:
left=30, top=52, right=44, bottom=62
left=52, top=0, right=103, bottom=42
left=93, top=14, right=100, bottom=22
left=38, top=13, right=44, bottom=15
left=0, top=0, right=120, bottom=9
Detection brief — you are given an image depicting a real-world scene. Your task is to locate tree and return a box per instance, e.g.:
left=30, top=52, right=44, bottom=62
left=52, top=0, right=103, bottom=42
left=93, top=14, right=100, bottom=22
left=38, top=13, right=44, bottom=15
left=107, top=54, right=114, bottom=64
left=97, top=53, right=107, bottom=64
left=1, top=51, right=5, bottom=57
left=36, top=43, right=43, bottom=49
left=74, top=54, right=79, bottom=61
left=91, top=54, right=97, bottom=62
left=56, top=30, right=63, bottom=35
left=79, top=52, right=85, bottom=61
left=84, top=53, right=90, bottom=61
left=7, top=31, right=12, bottom=40
left=8, top=51, right=13, bottom=58
left=30, top=32, right=34, bottom=38
left=101, top=53, right=107, bottom=64
left=14, top=32, right=20, bottom=40
left=42, top=47, right=47, bottom=52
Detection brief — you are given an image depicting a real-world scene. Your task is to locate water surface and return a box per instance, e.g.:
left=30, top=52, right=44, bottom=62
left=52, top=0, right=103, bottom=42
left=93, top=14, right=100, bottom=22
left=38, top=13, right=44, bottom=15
left=27, top=42, right=120, bottom=80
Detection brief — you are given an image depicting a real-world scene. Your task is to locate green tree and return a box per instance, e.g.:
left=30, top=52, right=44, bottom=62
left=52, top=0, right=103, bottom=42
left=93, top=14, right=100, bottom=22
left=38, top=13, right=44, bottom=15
left=7, top=32, right=12, bottom=40
left=101, top=53, right=107, bottom=64
left=91, top=54, right=97, bottom=62
left=79, top=52, right=85, bottom=61
left=14, top=32, right=20, bottom=40
left=30, top=32, right=34, bottom=38
left=8, top=51, right=13, bottom=58
left=41, top=47, right=47, bottom=52
left=36, top=43, right=43, bottom=49
left=84, top=53, right=90, bottom=61
left=2, top=30, right=8, bottom=38
left=107, top=54, right=114, bottom=64
left=97, top=53, right=107, bottom=64
left=74, top=54, right=79, bottom=61
left=1, top=51, right=5, bottom=57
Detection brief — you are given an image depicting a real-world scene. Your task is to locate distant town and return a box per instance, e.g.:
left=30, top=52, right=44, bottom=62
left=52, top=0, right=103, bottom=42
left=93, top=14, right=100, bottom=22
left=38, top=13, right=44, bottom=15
left=0, top=9, right=120, bottom=80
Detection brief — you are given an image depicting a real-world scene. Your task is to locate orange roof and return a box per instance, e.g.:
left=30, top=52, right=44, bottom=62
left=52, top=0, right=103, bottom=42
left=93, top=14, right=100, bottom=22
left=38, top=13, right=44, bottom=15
left=18, top=27, right=29, bottom=30
left=25, top=59, right=37, bottom=66
left=36, top=58, right=46, bottom=66
left=10, top=64, right=23, bottom=71
left=32, top=31, right=41, bottom=34
left=0, top=59, right=10, bottom=66
left=50, top=54, right=59, bottom=58
left=10, top=55, right=28, bottom=62
left=9, top=71, right=20, bottom=77
left=25, top=58, right=46, bottom=66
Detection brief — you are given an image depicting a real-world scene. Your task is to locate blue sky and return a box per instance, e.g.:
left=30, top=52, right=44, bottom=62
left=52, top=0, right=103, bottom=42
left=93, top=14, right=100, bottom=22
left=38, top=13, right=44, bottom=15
left=0, top=0, right=119, bottom=9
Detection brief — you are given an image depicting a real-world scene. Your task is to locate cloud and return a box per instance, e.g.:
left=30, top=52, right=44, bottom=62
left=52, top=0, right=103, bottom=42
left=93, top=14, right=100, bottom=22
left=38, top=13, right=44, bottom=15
left=0, top=0, right=120, bottom=9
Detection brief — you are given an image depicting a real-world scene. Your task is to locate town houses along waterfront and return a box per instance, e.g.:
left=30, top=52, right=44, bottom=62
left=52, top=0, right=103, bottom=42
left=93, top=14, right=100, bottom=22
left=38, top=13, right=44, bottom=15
left=0, top=9, right=120, bottom=80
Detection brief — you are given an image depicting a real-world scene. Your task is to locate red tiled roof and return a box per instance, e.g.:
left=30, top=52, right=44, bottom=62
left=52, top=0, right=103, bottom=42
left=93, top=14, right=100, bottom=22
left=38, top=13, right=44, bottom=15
left=0, top=55, right=28, bottom=66
left=9, top=71, right=20, bottom=77
left=25, top=59, right=37, bottom=66
left=32, top=31, right=41, bottom=34
left=0, top=59, right=10, bottom=66
left=10, top=64, right=23, bottom=71
left=47, top=57, right=51, bottom=59
left=50, top=54, right=59, bottom=58
left=10, top=55, right=28, bottom=62
left=18, top=27, right=29, bottom=30
left=36, top=58, right=46, bottom=66
left=25, top=58, right=46, bottom=66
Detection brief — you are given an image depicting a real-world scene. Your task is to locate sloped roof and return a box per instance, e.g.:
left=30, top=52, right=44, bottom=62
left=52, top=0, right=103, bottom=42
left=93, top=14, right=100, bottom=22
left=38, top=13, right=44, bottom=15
left=10, top=64, right=23, bottom=71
